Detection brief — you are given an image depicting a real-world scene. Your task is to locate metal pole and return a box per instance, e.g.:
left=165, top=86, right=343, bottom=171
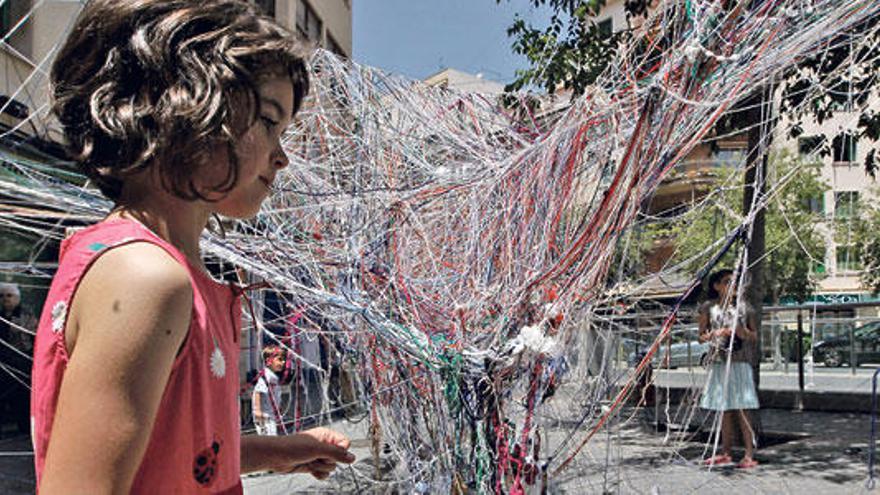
left=665, top=333, right=671, bottom=369
left=797, top=311, right=805, bottom=411
left=851, top=324, right=857, bottom=376
left=764, top=301, right=880, bottom=312
left=867, top=368, right=880, bottom=490
left=687, top=339, right=692, bottom=371
left=783, top=322, right=789, bottom=375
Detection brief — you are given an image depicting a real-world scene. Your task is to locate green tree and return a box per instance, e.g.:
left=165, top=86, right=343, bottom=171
left=851, top=194, right=880, bottom=294
left=498, top=1, right=880, bottom=176
left=502, top=0, right=622, bottom=95
left=642, top=151, right=828, bottom=304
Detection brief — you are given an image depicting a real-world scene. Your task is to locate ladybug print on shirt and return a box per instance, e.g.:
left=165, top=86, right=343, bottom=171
left=193, top=440, right=221, bottom=487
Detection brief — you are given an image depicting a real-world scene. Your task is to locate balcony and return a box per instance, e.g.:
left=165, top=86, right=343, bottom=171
left=647, top=159, right=723, bottom=215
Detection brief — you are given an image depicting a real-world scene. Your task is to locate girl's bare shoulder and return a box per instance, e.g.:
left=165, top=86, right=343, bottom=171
left=67, top=242, right=193, bottom=353
left=80, top=242, right=191, bottom=303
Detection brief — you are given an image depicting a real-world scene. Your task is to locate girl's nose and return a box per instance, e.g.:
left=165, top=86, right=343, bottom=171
left=272, top=141, right=289, bottom=170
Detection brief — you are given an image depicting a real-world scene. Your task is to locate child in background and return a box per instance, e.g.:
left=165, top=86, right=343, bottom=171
left=698, top=269, right=759, bottom=469
left=253, top=346, right=287, bottom=436
left=31, top=1, right=353, bottom=493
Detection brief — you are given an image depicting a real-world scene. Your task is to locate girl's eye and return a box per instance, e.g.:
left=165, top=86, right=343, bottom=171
left=261, top=116, right=279, bottom=130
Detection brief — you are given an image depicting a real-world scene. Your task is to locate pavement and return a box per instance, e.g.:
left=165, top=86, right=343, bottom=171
left=240, top=387, right=880, bottom=494
left=237, top=410, right=879, bottom=494
left=3, top=365, right=878, bottom=494
left=4, top=408, right=875, bottom=494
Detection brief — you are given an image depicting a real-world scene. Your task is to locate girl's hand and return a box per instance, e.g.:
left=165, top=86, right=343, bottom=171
left=714, top=327, right=732, bottom=339
left=272, top=427, right=355, bottom=479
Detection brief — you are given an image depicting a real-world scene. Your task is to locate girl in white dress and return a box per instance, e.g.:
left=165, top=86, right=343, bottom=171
left=698, top=269, right=759, bottom=469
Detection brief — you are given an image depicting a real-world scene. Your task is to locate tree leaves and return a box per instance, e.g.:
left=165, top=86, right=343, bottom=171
left=498, top=0, right=633, bottom=94
left=640, top=152, right=829, bottom=304
left=500, top=1, right=880, bottom=176
left=852, top=199, right=880, bottom=294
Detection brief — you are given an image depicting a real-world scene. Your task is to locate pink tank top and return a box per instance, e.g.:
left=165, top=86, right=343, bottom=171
left=31, top=218, right=243, bottom=494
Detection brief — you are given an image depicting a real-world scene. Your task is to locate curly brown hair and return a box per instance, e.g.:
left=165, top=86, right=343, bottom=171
left=51, top=0, right=310, bottom=201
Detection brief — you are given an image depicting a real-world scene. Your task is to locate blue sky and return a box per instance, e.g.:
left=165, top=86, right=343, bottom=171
left=353, top=0, right=552, bottom=84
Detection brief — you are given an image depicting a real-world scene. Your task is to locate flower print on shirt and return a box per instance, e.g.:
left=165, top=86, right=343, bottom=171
left=50, top=301, right=67, bottom=334
left=210, top=339, right=226, bottom=379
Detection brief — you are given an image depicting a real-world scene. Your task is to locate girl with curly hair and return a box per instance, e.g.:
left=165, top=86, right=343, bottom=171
left=31, top=1, right=354, bottom=492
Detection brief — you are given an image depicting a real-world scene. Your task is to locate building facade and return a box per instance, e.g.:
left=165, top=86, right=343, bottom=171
left=0, top=1, right=353, bottom=149
left=0, top=1, right=80, bottom=146
left=262, top=0, right=353, bottom=58
left=593, top=0, right=878, bottom=304
left=424, top=68, right=505, bottom=94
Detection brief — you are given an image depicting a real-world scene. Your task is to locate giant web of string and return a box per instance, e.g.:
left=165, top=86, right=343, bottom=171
left=0, top=0, right=879, bottom=492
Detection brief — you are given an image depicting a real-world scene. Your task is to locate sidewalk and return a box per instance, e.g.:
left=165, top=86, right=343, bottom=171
left=242, top=408, right=878, bottom=494
left=1, top=408, right=874, bottom=493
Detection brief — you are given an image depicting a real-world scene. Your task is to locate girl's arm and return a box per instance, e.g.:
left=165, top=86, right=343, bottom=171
left=251, top=390, right=263, bottom=418
left=40, top=243, right=193, bottom=495
left=697, top=305, right=712, bottom=343
left=252, top=388, right=264, bottom=420
left=241, top=427, right=355, bottom=479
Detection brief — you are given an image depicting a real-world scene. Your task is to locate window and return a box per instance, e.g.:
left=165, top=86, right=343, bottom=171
left=856, top=321, right=880, bottom=340
left=834, top=191, right=859, bottom=219
left=798, top=135, right=824, bottom=158
left=816, top=308, right=856, bottom=341
left=0, top=2, right=9, bottom=38
left=254, top=0, right=275, bottom=17
left=597, top=18, right=613, bottom=39
left=296, top=0, right=322, bottom=44
left=832, top=133, right=858, bottom=163
left=804, top=194, right=824, bottom=215
left=836, top=245, right=862, bottom=272
left=0, top=3, right=30, bottom=51
left=0, top=1, right=23, bottom=40
left=0, top=95, right=28, bottom=119
left=712, top=147, right=746, bottom=167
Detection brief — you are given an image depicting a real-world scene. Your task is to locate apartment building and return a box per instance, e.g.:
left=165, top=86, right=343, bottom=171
left=777, top=111, right=876, bottom=300
left=0, top=1, right=79, bottom=148
left=0, top=0, right=352, bottom=149
left=424, top=68, right=505, bottom=94
left=260, top=0, right=353, bottom=58
left=593, top=0, right=878, bottom=304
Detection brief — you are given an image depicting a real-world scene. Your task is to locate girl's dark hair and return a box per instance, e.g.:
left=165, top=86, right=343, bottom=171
left=706, top=269, right=734, bottom=300
left=51, top=0, right=310, bottom=201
